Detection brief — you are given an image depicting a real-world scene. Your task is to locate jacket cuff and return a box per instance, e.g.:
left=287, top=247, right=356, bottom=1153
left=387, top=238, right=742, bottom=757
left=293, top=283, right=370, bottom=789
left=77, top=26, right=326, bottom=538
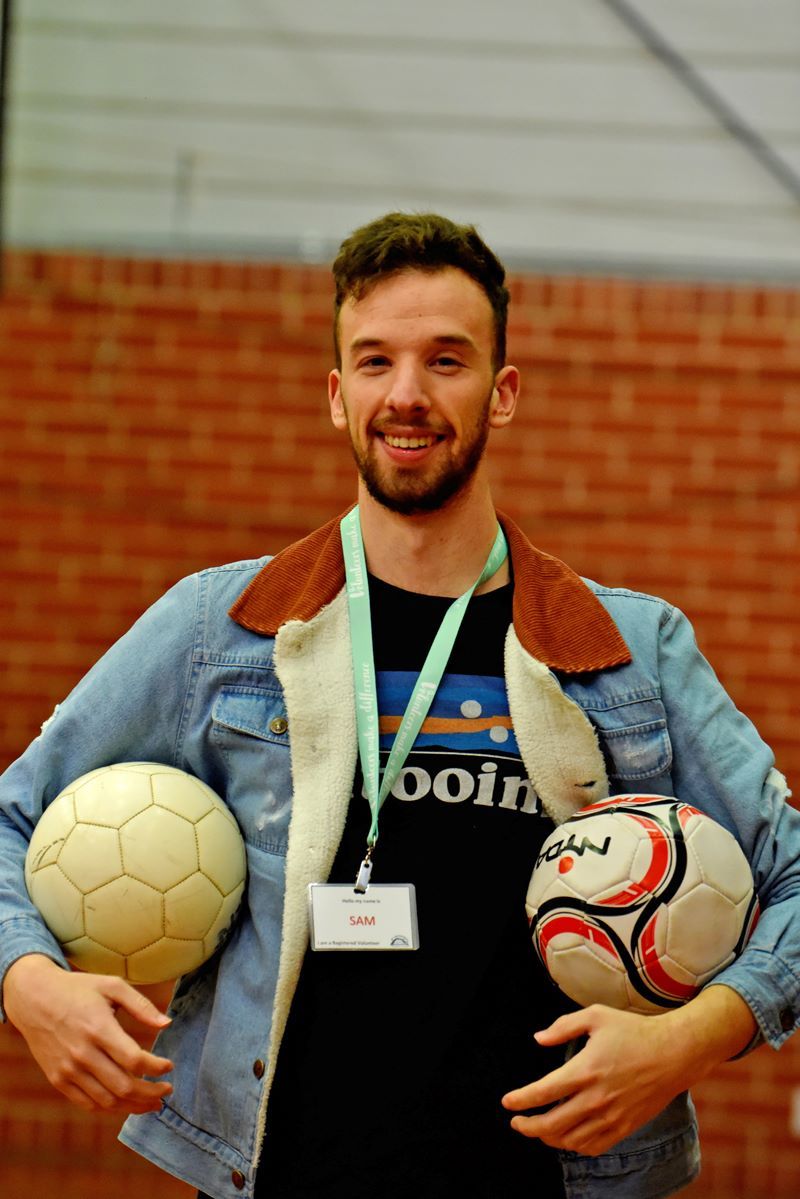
left=711, top=947, right=799, bottom=1050
left=0, top=916, right=70, bottom=1022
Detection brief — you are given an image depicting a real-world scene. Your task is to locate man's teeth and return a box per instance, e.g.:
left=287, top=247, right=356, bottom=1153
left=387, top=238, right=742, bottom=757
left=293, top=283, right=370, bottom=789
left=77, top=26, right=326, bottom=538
left=384, top=435, right=436, bottom=449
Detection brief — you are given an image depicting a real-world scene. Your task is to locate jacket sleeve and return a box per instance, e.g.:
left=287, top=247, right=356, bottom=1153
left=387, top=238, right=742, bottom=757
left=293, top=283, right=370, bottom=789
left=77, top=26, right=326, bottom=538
left=657, top=603, right=799, bottom=1049
left=0, top=573, right=199, bottom=1017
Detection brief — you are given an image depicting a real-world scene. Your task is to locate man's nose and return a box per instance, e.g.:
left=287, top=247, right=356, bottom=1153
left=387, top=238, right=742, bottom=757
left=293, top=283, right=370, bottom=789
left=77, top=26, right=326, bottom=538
left=386, top=363, right=430, bottom=414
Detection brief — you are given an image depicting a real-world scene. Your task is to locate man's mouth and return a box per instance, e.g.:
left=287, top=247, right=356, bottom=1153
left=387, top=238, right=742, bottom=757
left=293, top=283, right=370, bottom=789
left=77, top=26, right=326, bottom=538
left=383, top=434, right=439, bottom=450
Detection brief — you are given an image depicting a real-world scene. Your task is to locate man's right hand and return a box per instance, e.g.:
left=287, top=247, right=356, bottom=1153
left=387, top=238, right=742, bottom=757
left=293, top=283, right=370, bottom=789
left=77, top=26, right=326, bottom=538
left=3, top=953, right=174, bottom=1114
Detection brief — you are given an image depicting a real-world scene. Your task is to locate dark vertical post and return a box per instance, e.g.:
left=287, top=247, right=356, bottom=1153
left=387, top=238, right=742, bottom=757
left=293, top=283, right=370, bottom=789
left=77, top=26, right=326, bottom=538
left=0, top=0, right=14, bottom=291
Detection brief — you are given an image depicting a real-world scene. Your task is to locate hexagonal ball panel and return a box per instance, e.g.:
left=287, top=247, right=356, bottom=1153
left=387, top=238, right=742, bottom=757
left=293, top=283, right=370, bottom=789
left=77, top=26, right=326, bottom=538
left=662, top=883, right=741, bottom=975
left=27, top=864, right=85, bottom=943
left=127, top=937, right=207, bottom=985
left=59, top=824, right=123, bottom=892
left=84, top=875, right=164, bottom=955
left=196, top=808, right=247, bottom=896
left=120, top=806, right=198, bottom=890
left=685, top=818, right=753, bottom=904
left=204, top=885, right=245, bottom=956
left=549, top=940, right=630, bottom=1010
left=73, top=767, right=153, bottom=828
left=63, top=934, right=127, bottom=977
left=151, top=771, right=217, bottom=823
left=165, top=873, right=224, bottom=940
left=25, top=793, right=78, bottom=875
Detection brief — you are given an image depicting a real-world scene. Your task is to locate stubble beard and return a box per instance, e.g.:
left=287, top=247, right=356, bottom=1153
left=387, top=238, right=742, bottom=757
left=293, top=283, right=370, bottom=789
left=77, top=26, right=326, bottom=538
left=342, top=390, right=494, bottom=516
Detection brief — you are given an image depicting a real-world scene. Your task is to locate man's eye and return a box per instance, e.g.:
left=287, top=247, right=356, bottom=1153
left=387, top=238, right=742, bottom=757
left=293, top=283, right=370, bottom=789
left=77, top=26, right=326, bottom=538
left=360, top=356, right=390, bottom=369
left=433, top=356, right=462, bottom=368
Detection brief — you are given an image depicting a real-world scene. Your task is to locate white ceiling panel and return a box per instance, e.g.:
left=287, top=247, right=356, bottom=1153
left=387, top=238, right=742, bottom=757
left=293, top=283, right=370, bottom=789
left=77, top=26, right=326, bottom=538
left=5, top=0, right=800, bottom=278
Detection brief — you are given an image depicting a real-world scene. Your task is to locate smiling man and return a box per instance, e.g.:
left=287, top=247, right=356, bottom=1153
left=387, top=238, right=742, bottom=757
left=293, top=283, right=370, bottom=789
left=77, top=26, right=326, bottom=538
left=1, top=213, right=799, bottom=1199
left=330, top=260, right=514, bottom=520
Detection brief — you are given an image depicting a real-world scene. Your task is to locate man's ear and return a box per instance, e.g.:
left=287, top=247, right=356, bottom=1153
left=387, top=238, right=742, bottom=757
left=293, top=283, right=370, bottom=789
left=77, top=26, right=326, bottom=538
left=328, top=369, right=348, bottom=431
left=489, top=364, right=520, bottom=428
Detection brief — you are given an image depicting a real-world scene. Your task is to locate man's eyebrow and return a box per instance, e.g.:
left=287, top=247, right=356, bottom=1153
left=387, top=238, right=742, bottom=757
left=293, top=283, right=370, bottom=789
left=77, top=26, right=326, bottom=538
left=348, top=333, right=477, bottom=352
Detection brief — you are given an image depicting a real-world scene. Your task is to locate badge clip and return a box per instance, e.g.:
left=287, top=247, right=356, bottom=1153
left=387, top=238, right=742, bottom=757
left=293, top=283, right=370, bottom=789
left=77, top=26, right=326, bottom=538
left=354, top=848, right=374, bottom=894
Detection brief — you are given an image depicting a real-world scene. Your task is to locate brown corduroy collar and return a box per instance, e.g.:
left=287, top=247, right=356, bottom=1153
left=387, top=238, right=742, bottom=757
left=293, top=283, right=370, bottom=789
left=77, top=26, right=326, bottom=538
left=228, top=510, right=631, bottom=674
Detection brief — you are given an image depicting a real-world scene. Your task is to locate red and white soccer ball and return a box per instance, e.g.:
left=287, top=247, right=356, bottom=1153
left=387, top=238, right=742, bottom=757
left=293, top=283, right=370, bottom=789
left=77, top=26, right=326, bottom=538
left=526, top=795, right=760, bottom=1014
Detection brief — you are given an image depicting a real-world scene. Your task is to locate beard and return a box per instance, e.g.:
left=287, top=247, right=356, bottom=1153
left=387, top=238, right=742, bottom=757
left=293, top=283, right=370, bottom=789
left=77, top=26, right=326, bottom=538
left=341, top=388, right=493, bottom=516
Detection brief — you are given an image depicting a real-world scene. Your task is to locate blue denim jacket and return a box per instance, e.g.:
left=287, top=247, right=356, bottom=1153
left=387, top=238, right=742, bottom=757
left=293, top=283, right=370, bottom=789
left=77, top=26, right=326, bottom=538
left=0, top=515, right=797, bottom=1199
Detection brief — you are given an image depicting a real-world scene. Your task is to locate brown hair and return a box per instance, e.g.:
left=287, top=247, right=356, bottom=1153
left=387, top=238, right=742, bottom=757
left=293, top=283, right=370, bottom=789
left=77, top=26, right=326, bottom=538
left=332, top=212, right=509, bottom=369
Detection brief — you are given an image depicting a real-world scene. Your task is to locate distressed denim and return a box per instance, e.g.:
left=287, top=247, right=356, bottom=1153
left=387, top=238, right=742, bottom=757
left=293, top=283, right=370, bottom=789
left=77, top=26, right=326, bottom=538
left=0, top=555, right=797, bottom=1199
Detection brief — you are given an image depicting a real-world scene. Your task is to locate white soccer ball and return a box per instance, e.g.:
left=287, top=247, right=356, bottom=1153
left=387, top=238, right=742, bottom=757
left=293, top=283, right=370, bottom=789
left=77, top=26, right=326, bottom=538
left=526, top=794, right=759, bottom=1014
left=25, top=762, right=247, bottom=984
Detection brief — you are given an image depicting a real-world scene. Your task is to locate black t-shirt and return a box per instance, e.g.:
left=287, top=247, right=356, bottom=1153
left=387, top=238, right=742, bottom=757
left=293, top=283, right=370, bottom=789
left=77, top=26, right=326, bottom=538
left=256, top=577, right=569, bottom=1199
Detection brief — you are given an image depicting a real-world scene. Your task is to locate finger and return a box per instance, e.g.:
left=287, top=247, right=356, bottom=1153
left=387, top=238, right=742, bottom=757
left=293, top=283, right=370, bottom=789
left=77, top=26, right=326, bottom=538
left=510, top=1109, right=612, bottom=1154
left=502, top=1058, right=577, bottom=1111
left=508, top=1092, right=604, bottom=1149
left=47, top=1047, right=172, bottom=1114
left=58, top=1042, right=174, bottom=1112
left=100, top=977, right=173, bottom=1030
left=83, top=1006, right=175, bottom=1077
left=533, top=1008, right=592, bottom=1047
left=66, top=1071, right=171, bottom=1115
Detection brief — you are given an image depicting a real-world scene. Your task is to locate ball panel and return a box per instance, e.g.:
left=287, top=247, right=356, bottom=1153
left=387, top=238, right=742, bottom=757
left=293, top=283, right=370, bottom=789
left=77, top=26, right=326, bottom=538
left=73, top=769, right=153, bottom=827
left=197, top=808, right=248, bottom=895
left=684, top=819, right=753, bottom=904
left=662, top=885, right=743, bottom=975
left=547, top=940, right=631, bottom=1011
left=637, top=912, right=699, bottom=1004
left=127, top=938, right=206, bottom=985
left=599, top=813, right=673, bottom=905
left=62, top=935, right=127, bottom=977
left=26, top=865, right=84, bottom=943
left=59, top=824, right=123, bottom=891
left=165, top=874, right=224, bottom=940
left=204, top=884, right=246, bottom=957
left=120, top=806, right=198, bottom=889
left=151, top=771, right=217, bottom=822
left=84, top=876, right=164, bottom=955
left=25, top=793, right=77, bottom=875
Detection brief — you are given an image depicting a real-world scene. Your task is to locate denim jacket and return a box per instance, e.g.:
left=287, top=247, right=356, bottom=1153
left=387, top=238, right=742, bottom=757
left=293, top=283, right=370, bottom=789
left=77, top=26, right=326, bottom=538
left=0, top=513, right=797, bottom=1199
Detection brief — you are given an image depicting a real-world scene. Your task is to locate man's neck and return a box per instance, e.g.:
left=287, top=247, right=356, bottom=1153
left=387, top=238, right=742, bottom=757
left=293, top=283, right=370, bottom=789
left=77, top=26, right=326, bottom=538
left=355, top=477, right=509, bottom=598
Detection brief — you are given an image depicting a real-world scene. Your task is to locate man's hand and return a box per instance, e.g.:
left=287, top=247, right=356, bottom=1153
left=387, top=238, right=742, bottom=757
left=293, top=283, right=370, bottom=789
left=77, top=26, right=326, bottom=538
left=502, top=984, right=757, bottom=1157
left=3, top=953, right=174, bottom=1114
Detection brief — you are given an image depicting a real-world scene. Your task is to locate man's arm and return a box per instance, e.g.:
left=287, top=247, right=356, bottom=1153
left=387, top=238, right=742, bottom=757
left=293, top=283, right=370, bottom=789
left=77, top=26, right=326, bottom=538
left=502, top=983, right=756, bottom=1155
left=0, top=574, right=199, bottom=1106
left=3, top=954, right=174, bottom=1113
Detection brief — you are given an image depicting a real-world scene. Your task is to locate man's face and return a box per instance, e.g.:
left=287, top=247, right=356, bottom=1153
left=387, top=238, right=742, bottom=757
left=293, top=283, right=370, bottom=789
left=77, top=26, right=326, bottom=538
left=329, top=268, right=517, bottom=515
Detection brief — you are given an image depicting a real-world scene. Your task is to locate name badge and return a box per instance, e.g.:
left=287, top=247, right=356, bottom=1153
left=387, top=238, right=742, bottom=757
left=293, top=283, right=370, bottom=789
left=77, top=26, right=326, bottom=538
left=308, top=883, right=419, bottom=951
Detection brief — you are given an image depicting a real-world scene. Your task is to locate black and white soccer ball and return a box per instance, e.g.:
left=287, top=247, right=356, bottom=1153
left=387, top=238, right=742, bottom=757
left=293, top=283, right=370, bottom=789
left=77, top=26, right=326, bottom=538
left=526, top=794, right=759, bottom=1014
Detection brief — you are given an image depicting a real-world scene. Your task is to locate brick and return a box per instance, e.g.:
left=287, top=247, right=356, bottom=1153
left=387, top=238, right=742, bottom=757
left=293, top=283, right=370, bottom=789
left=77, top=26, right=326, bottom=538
left=1, top=249, right=800, bottom=1192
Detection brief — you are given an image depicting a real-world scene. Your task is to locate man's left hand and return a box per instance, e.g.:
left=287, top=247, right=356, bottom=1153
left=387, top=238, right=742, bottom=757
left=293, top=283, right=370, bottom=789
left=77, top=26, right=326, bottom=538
left=501, top=985, right=757, bottom=1156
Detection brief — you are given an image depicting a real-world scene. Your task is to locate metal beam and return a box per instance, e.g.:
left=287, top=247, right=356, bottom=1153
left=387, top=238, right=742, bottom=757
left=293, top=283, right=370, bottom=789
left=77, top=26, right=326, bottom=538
left=598, top=0, right=800, bottom=208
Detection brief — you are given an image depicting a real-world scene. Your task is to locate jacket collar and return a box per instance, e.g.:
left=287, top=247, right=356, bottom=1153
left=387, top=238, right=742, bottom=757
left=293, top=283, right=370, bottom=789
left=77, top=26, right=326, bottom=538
left=228, top=510, right=631, bottom=674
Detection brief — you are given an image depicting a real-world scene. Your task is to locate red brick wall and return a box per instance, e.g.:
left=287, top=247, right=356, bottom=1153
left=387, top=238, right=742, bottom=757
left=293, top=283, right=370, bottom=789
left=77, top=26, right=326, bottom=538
left=0, top=250, right=798, bottom=1198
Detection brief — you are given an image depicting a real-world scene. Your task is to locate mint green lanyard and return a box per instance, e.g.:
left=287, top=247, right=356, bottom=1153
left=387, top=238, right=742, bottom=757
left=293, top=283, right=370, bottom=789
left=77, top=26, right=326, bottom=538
left=340, top=507, right=508, bottom=888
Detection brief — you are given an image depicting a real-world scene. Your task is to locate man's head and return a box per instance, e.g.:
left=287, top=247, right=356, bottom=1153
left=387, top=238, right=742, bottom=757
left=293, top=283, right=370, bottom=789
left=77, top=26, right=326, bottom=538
left=328, top=216, right=519, bottom=519
left=332, top=212, right=510, bottom=372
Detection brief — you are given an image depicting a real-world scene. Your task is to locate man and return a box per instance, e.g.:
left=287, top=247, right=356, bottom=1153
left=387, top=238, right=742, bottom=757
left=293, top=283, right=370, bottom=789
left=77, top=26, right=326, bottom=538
left=1, top=213, right=798, bottom=1199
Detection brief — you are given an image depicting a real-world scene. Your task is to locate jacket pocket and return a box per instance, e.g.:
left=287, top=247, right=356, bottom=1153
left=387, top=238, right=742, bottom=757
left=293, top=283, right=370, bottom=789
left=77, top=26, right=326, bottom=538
left=211, top=686, right=292, bottom=852
left=591, top=700, right=673, bottom=788
left=211, top=686, right=289, bottom=746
